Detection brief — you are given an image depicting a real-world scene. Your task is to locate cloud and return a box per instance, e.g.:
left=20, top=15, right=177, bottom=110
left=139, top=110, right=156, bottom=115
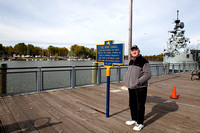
left=0, top=0, right=200, bottom=55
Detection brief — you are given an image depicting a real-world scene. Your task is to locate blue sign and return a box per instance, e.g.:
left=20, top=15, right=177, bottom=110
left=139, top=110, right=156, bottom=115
left=96, top=40, right=124, bottom=67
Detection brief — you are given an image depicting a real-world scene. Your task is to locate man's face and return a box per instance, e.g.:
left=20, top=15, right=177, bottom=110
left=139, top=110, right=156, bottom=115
left=131, top=49, right=140, bottom=58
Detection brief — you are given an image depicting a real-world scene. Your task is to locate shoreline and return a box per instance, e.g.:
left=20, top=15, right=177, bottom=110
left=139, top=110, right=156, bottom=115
left=0, top=58, right=163, bottom=62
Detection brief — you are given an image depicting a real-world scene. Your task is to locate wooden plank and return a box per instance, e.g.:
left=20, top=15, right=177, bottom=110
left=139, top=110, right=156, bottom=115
left=149, top=81, right=200, bottom=99
left=3, top=96, right=38, bottom=133
left=39, top=92, right=97, bottom=133
left=75, top=86, right=133, bottom=122
left=145, top=102, right=200, bottom=132
left=0, top=98, right=11, bottom=116
left=12, top=95, right=62, bottom=133
left=147, top=95, right=200, bottom=117
left=48, top=91, right=115, bottom=133
left=0, top=114, right=21, bottom=133
left=68, top=86, right=129, bottom=119
left=41, top=91, right=129, bottom=133
left=72, top=74, right=200, bottom=132
left=55, top=89, right=145, bottom=132
left=0, top=98, right=21, bottom=133
left=28, top=94, right=74, bottom=133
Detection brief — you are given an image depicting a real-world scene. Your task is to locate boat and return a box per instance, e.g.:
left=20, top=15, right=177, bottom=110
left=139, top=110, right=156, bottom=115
left=163, top=10, right=200, bottom=65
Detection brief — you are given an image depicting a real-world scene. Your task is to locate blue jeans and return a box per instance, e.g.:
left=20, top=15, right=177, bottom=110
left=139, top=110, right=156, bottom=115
left=128, top=87, right=147, bottom=124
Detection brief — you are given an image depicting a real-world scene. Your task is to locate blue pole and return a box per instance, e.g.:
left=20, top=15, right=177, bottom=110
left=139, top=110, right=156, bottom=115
left=106, top=75, right=110, bottom=117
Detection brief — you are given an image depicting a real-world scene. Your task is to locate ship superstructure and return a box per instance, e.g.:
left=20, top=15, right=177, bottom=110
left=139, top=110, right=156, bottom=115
left=163, top=10, right=199, bottom=64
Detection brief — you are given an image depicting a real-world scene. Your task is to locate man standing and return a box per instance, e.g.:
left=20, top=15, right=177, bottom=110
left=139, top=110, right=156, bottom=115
left=123, top=45, right=151, bottom=131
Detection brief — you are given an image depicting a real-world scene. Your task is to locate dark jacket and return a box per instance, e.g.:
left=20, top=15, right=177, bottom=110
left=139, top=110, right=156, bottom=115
left=123, top=55, right=151, bottom=89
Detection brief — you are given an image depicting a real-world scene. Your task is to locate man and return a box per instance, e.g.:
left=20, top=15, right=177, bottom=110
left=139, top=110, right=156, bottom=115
left=123, top=45, right=151, bottom=131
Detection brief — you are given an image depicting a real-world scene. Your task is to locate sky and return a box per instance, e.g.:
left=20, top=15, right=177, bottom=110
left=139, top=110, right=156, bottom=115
left=0, top=0, right=200, bottom=55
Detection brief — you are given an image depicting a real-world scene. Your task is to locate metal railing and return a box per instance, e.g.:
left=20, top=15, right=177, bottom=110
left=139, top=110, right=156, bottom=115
left=0, top=62, right=199, bottom=96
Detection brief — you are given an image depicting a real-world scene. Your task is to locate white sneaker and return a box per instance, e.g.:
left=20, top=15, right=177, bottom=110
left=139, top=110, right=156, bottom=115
left=133, top=124, right=144, bottom=131
left=125, top=120, right=136, bottom=125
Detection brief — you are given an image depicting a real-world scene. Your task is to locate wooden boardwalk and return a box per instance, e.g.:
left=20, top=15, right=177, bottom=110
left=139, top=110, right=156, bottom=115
left=0, top=72, right=200, bottom=133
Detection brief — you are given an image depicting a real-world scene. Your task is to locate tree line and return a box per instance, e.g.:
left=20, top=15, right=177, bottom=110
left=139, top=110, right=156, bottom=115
left=124, top=53, right=163, bottom=61
left=0, top=43, right=96, bottom=59
left=143, top=54, right=163, bottom=61
left=1, top=43, right=163, bottom=60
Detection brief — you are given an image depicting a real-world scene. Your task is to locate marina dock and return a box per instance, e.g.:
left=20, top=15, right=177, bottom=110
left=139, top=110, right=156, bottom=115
left=0, top=72, right=200, bottom=133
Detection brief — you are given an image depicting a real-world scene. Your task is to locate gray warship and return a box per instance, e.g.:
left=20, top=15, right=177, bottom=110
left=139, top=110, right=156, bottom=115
left=163, top=10, right=200, bottom=65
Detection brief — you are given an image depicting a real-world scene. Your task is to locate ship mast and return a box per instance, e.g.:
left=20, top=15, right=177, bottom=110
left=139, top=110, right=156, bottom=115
left=177, top=10, right=179, bottom=20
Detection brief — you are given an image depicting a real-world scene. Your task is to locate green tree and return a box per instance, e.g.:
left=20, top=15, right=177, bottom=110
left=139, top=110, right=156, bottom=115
left=27, top=44, right=35, bottom=56
left=48, top=45, right=55, bottom=56
left=87, top=48, right=96, bottom=59
left=59, top=47, right=69, bottom=56
left=14, top=43, right=27, bottom=55
left=0, top=44, right=4, bottom=54
left=143, top=53, right=163, bottom=61
left=70, top=44, right=81, bottom=57
left=5, top=46, right=14, bottom=56
left=79, top=46, right=87, bottom=58
left=47, top=45, right=69, bottom=57
left=34, top=47, right=42, bottom=56
left=42, top=49, right=48, bottom=57
left=70, top=45, right=96, bottom=58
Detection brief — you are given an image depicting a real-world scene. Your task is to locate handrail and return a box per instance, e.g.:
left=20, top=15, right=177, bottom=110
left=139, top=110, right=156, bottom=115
left=0, top=62, right=198, bottom=96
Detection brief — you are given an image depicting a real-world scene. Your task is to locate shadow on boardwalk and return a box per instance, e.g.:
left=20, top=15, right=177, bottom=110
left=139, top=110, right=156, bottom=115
left=110, top=108, right=129, bottom=117
left=145, top=96, right=179, bottom=127
left=2, top=117, right=61, bottom=133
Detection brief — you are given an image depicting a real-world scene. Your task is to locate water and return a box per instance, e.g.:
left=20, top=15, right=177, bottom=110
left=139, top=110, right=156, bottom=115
left=0, top=60, right=162, bottom=67
left=0, top=60, right=163, bottom=94
left=0, top=60, right=97, bottom=67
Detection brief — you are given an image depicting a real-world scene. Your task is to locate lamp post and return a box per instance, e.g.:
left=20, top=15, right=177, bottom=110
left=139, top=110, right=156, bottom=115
left=128, top=0, right=133, bottom=62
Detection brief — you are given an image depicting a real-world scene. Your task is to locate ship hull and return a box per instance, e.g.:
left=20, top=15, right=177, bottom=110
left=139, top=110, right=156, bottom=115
left=163, top=53, right=197, bottom=71
left=163, top=53, right=195, bottom=64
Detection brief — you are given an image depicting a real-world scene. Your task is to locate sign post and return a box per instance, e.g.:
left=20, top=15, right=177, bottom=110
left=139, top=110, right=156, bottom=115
left=96, top=40, right=124, bottom=117
left=106, top=67, right=111, bottom=117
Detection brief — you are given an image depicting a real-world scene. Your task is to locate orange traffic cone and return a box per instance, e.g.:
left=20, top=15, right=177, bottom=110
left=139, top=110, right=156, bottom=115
left=170, top=86, right=178, bottom=99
